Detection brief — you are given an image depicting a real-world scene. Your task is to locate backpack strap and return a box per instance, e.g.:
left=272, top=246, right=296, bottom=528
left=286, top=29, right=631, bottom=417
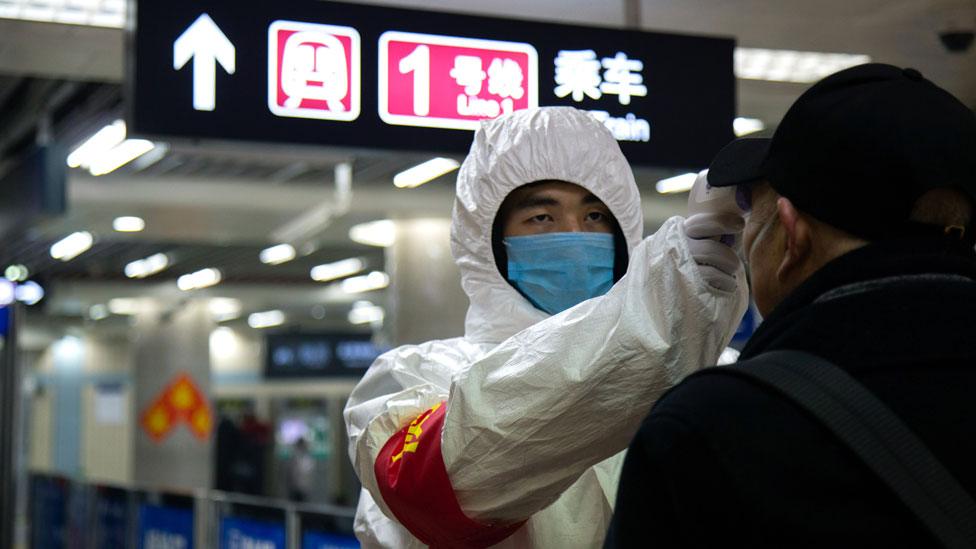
left=695, top=349, right=976, bottom=549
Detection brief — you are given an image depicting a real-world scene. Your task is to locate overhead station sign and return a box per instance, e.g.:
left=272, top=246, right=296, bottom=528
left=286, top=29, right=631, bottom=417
left=129, top=0, right=735, bottom=167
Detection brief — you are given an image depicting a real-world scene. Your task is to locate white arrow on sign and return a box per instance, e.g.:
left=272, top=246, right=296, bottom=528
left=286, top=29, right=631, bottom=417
left=173, top=13, right=236, bottom=112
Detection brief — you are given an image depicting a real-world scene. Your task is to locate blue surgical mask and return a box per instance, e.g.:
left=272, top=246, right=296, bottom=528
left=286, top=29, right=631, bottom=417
left=504, top=232, right=616, bottom=315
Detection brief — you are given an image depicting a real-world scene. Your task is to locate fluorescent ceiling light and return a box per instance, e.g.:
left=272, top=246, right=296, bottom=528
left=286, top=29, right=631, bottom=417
left=89, top=139, right=156, bottom=176
left=394, top=157, right=461, bottom=189
left=311, top=258, right=365, bottom=282
left=89, top=304, right=109, bottom=321
left=50, top=231, right=94, bottom=261
left=734, top=48, right=871, bottom=83
left=113, top=216, right=146, bottom=232
left=655, top=173, right=698, bottom=195
left=14, top=280, right=44, bottom=306
left=208, top=298, right=242, bottom=322
left=259, top=243, right=297, bottom=265
left=341, top=271, right=390, bottom=294
left=4, top=264, right=29, bottom=282
left=733, top=117, right=765, bottom=137
left=349, top=220, right=396, bottom=248
left=124, top=253, right=169, bottom=279
left=177, top=268, right=221, bottom=291
left=67, top=120, right=125, bottom=169
left=348, top=301, right=385, bottom=325
left=108, top=298, right=143, bottom=315
left=248, top=310, right=285, bottom=329
left=0, top=0, right=125, bottom=28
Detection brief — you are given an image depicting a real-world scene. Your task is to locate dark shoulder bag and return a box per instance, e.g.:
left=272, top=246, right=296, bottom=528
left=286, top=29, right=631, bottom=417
left=693, top=350, right=976, bottom=549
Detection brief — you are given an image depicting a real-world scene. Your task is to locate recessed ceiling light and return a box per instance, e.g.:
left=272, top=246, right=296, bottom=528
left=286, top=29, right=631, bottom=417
left=67, top=120, right=125, bottom=169
left=655, top=173, right=697, bottom=194
left=124, top=253, right=169, bottom=279
left=734, top=48, right=871, bottom=83
left=208, top=298, right=243, bottom=322
left=248, top=310, right=285, bottom=329
left=113, top=216, right=146, bottom=232
left=733, top=117, right=765, bottom=137
left=89, top=139, right=156, bottom=176
left=341, top=272, right=391, bottom=294
left=348, top=301, right=385, bottom=325
left=14, top=281, right=44, bottom=306
left=4, top=264, right=29, bottom=282
left=349, top=220, right=396, bottom=248
left=177, top=268, right=221, bottom=291
left=311, top=258, right=365, bottom=282
left=259, top=244, right=297, bottom=265
left=50, top=232, right=94, bottom=261
left=393, top=158, right=460, bottom=188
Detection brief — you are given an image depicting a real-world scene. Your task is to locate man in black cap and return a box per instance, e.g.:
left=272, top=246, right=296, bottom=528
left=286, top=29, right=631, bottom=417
left=605, top=63, right=976, bottom=548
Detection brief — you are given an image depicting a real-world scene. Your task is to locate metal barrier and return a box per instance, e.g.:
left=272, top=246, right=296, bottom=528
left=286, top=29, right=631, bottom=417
left=27, top=473, right=358, bottom=549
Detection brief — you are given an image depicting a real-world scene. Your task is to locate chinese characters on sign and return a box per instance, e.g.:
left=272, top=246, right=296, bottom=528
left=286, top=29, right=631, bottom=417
left=267, top=20, right=361, bottom=121
left=379, top=31, right=539, bottom=130
left=554, top=49, right=651, bottom=142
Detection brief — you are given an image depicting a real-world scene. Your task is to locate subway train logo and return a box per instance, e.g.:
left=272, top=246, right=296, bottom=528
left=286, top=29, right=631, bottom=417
left=140, top=373, right=213, bottom=442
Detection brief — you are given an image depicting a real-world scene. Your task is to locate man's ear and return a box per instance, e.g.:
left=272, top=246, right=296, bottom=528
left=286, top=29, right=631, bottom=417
left=775, top=197, right=812, bottom=282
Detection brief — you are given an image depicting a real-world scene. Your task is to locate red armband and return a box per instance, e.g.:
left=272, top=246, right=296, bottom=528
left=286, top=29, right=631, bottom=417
left=374, top=402, right=524, bottom=548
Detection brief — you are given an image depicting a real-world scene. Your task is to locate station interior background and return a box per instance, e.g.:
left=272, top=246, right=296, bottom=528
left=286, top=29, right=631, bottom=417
left=0, top=0, right=975, bottom=547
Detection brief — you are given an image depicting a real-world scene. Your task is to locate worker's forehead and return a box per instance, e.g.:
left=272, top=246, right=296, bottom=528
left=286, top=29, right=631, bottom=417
left=506, top=180, right=604, bottom=206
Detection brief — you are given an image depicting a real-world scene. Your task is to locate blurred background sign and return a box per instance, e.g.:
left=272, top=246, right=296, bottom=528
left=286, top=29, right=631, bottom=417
left=137, top=504, right=195, bottom=549
left=220, top=516, right=287, bottom=549
left=264, top=332, right=388, bottom=378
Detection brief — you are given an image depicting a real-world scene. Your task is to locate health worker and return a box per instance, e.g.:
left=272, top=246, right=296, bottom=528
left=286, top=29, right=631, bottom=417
left=344, top=106, right=748, bottom=548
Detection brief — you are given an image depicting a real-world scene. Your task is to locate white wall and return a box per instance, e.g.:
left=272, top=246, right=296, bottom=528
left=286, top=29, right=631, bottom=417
left=80, top=383, right=131, bottom=484
left=27, top=386, right=54, bottom=473
left=27, top=348, right=54, bottom=473
left=25, top=333, right=133, bottom=485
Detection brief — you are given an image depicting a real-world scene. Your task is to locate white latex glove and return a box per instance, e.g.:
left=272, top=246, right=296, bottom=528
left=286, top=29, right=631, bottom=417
left=685, top=170, right=745, bottom=292
left=683, top=221, right=742, bottom=292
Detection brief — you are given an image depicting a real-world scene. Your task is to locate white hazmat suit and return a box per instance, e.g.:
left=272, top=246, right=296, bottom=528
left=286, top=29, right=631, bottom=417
left=344, top=107, right=748, bottom=548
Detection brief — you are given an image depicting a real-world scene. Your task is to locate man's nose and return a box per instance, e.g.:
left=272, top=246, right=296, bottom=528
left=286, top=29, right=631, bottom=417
left=556, top=218, right=584, bottom=232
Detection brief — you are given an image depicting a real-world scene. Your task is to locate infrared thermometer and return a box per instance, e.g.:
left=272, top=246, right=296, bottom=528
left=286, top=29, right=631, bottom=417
left=686, top=169, right=749, bottom=250
left=687, top=170, right=748, bottom=218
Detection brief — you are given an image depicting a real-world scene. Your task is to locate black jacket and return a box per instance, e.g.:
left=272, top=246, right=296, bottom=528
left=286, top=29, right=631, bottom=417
left=605, top=238, right=976, bottom=548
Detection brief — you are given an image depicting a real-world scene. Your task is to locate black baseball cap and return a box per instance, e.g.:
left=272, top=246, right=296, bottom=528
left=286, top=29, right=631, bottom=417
left=709, top=63, right=976, bottom=242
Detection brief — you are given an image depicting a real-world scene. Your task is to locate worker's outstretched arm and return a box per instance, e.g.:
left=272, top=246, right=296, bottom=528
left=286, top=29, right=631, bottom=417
left=345, top=217, right=747, bottom=547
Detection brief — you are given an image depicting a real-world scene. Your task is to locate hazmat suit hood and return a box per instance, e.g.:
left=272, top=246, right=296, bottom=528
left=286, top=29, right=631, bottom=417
left=451, top=107, right=644, bottom=344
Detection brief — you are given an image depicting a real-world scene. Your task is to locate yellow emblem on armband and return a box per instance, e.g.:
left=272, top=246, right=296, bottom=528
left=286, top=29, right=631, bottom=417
left=391, top=402, right=443, bottom=463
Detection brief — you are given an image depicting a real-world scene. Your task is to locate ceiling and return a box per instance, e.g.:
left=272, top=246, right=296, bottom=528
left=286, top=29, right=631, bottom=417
left=0, top=0, right=974, bottom=335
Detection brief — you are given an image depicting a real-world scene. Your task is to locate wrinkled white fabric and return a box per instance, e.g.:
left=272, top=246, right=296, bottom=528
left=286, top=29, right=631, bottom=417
left=344, top=107, right=748, bottom=548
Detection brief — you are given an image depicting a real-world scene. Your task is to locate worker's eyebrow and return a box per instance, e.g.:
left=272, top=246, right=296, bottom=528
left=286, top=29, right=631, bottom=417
left=511, top=194, right=561, bottom=211
left=583, top=193, right=604, bottom=205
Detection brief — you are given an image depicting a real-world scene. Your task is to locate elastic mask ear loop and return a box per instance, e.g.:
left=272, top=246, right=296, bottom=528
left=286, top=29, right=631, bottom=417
left=739, top=214, right=774, bottom=298
left=744, top=213, right=776, bottom=270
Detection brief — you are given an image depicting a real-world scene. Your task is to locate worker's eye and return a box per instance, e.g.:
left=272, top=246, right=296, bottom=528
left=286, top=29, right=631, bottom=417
left=529, top=214, right=554, bottom=223
left=586, top=211, right=609, bottom=222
